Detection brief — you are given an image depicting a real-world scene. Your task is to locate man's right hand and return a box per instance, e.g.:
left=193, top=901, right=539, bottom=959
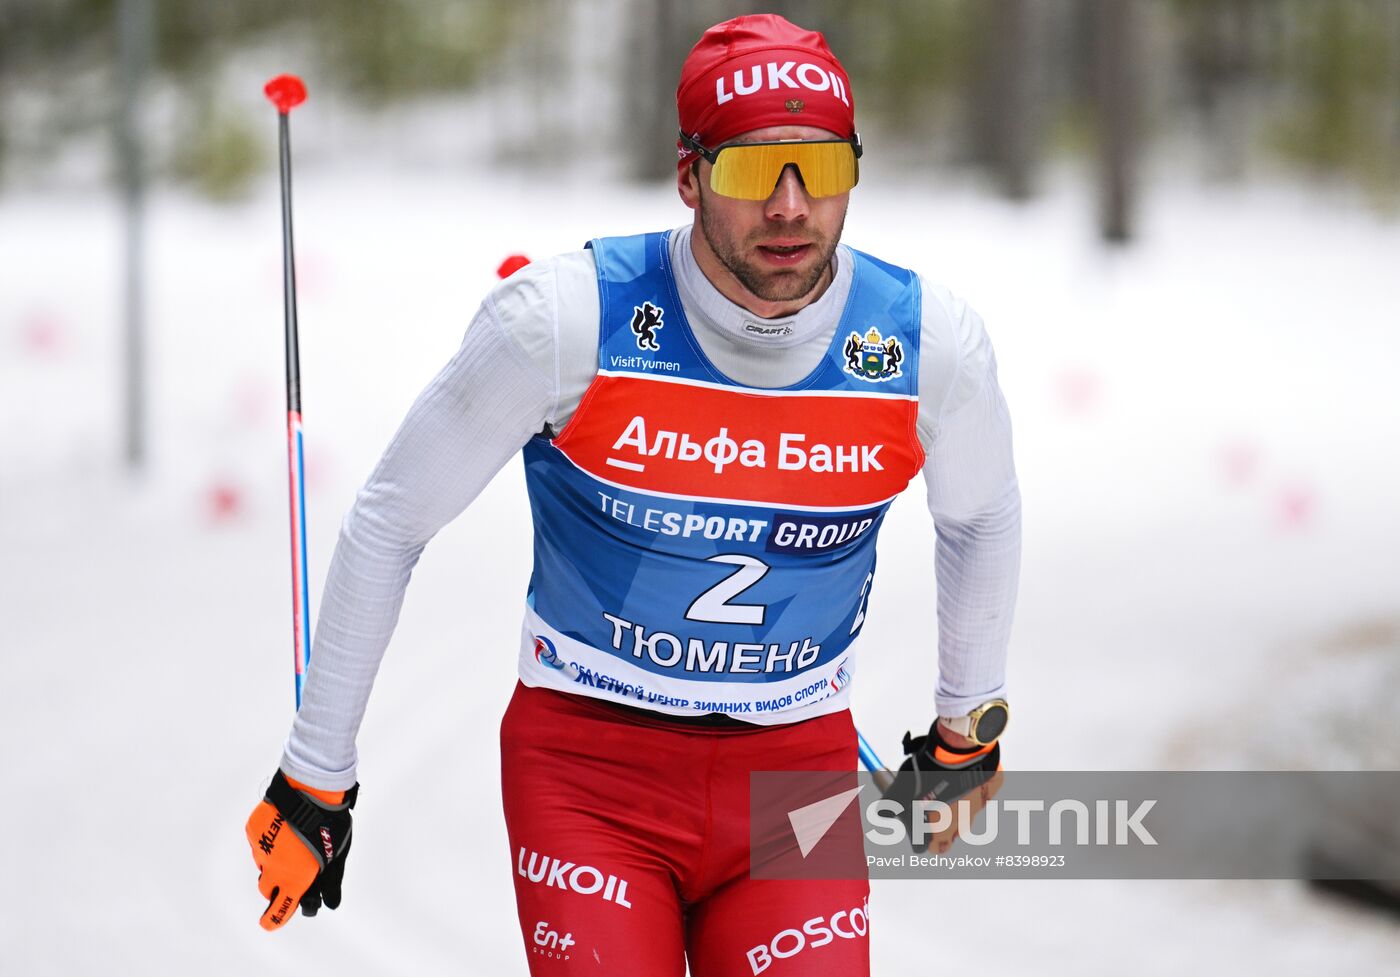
left=245, top=769, right=359, bottom=930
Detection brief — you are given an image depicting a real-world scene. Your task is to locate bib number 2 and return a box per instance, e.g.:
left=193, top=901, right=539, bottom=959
left=849, top=572, right=873, bottom=634
left=684, top=557, right=875, bottom=635
left=685, top=555, right=769, bottom=625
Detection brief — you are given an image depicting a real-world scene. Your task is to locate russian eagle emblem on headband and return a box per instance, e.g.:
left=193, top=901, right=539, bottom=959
left=843, top=327, right=903, bottom=382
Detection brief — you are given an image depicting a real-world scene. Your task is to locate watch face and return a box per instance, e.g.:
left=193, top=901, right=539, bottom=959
left=973, top=703, right=1009, bottom=743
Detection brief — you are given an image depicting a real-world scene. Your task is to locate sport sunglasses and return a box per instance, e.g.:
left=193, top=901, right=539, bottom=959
left=679, top=130, right=863, bottom=201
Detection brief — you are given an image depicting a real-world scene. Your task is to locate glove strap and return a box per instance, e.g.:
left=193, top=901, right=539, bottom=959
left=898, top=722, right=1000, bottom=799
left=265, top=770, right=359, bottom=867
left=902, top=726, right=996, bottom=768
left=928, top=724, right=998, bottom=768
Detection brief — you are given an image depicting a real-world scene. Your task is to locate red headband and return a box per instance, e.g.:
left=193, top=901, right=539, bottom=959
left=676, top=14, right=856, bottom=171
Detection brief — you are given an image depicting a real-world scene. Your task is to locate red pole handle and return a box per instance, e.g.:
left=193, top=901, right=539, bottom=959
left=264, top=74, right=307, bottom=115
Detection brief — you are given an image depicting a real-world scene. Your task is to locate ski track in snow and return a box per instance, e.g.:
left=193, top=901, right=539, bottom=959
left=2, top=167, right=1399, bottom=975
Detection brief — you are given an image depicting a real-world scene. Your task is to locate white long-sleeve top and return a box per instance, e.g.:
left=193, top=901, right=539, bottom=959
left=281, top=225, right=1020, bottom=790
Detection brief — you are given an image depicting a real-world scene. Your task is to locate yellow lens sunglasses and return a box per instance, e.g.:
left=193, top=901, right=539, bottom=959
left=680, top=130, right=863, bottom=200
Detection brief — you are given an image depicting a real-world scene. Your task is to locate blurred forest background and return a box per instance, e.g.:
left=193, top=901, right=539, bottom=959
left=4, top=0, right=1400, bottom=242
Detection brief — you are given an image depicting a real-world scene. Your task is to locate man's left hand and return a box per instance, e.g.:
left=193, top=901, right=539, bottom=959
left=882, top=720, right=1003, bottom=853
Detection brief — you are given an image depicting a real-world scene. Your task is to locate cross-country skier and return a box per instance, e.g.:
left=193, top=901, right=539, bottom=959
left=246, top=14, right=1020, bottom=975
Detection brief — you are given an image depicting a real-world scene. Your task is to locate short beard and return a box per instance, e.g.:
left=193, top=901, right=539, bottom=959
left=697, top=186, right=845, bottom=304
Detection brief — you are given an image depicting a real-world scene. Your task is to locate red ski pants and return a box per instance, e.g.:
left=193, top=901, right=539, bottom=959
left=501, top=682, right=871, bottom=976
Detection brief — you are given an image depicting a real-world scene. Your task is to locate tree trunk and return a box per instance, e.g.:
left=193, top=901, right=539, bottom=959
left=1092, top=0, right=1138, bottom=243
left=971, top=0, right=1036, bottom=200
left=116, top=0, right=152, bottom=471
left=626, top=0, right=692, bottom=181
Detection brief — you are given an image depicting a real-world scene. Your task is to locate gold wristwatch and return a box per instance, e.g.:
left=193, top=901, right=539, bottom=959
left=936, top=699, right=1010, bottom=746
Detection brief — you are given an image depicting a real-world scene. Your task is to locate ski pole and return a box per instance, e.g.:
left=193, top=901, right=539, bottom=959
left=264, top=73, right=311, bottom=709
left=858, top=729, right=893, bottom=792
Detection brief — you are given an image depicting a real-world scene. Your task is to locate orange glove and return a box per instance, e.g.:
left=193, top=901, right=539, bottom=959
left=245, top=769, right=359, bottom=930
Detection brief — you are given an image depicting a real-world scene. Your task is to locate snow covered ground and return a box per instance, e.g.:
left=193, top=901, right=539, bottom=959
left=2, top=158, right=1398, bottom=975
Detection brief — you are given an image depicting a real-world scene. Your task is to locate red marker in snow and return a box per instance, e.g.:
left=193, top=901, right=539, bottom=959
left=1277, top=484, right=1316, bottom=529
left=205, top=478, right=246, bottom=524
left=498, top=254, right=531, bottom=279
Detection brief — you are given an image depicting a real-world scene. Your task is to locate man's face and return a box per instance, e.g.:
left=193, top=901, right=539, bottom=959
left=680, top=125, right=850, bottom=307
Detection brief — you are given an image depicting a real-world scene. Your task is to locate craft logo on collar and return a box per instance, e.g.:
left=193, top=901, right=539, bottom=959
left=843, top=327, right=904, bottom=382
left=630, top=302, right=664, bottom=351
left=744, top=319, right=793, bottom=337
